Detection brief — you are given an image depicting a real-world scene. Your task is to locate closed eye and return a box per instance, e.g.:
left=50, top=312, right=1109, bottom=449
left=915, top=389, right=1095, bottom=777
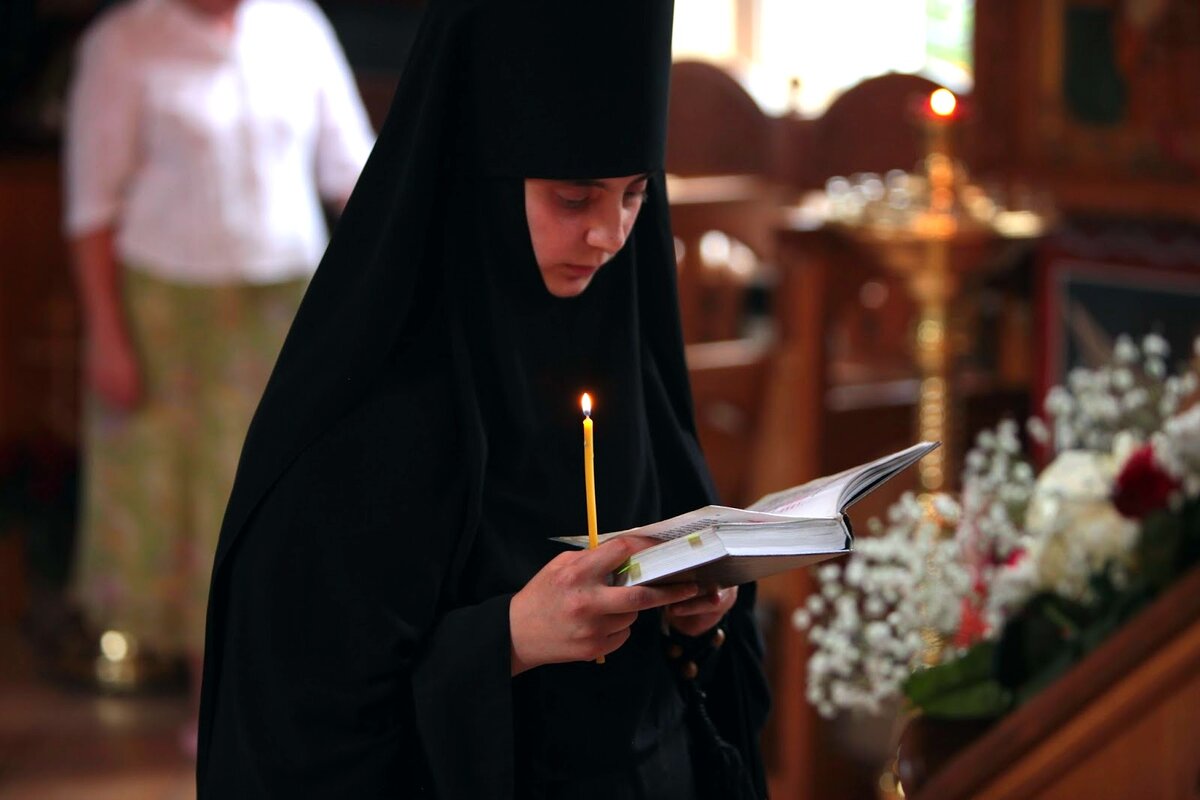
left=556, top=191, right=592, bottom=210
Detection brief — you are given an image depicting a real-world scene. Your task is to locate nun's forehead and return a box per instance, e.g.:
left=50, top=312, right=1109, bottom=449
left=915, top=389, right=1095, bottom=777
left=464, top=0, right=674, bottom=179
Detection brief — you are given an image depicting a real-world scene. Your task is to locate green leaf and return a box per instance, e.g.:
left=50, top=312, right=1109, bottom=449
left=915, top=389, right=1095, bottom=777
left=1179, top=497, right=1200, bottom=568
left=1138, top=509, right=1183, bottom=590
left=994, top=593, right=1076, bottom=690
left=903, top=642, right=995, bottom=705
left=918, top=681, right=1011, bottom=719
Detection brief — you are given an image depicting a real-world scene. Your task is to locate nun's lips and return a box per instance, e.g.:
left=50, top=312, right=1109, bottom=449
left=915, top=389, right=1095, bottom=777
left=561, top=263, right=601, bottom=278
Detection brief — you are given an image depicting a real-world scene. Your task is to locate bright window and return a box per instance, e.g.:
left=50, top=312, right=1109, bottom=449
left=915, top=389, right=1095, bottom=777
left=673, top=0, right=974, bottom=117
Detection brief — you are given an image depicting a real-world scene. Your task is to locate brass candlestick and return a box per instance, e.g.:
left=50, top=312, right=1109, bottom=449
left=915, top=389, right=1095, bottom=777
left=825, top=89, right=1048, bottom=492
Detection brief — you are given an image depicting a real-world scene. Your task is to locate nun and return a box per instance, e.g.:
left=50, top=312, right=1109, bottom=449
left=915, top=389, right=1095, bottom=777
left=197, top=0, right=770, bottom=796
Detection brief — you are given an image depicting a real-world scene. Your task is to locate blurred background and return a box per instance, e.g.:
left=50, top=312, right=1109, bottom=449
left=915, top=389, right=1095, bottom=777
left=2, top=0, right=1199, bottom=797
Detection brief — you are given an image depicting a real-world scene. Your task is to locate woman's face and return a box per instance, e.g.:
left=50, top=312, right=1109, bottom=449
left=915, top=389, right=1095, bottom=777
left=524, top=173, right=650, bottom=297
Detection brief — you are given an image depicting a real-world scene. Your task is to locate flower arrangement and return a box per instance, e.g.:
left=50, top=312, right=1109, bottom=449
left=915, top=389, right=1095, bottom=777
left=794, top=334, right=1200, bottom=721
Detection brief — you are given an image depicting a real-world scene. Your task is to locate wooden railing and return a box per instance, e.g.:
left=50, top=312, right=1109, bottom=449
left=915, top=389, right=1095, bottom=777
left=911, top=564, right=1200, bottom=800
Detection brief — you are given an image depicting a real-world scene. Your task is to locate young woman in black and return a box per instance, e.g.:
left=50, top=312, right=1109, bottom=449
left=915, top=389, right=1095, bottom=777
left=198, top=1, right=770, bottom=796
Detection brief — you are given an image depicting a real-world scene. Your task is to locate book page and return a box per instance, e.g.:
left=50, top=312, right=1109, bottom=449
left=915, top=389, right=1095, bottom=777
left=554, top=505, right=799, bottom=548
left=744, top=470, right=853, bottom=518
left=840, top=441, right=939, bottom=510
left=747, top=441, right=938, bottom=517
left=554, top=443, right=937, bottom=549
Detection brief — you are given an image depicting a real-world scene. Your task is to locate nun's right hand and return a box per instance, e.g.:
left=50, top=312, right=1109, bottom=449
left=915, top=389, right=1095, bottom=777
left=509, top=537, right=700, bottom=675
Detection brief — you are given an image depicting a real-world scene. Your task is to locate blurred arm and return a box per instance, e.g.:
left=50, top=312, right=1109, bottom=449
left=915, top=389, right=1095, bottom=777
left=63, top=17, right=143, bottom=409
left=310, top=8, right=375, bottom=211
left=70, top=228, right=141, bottom=410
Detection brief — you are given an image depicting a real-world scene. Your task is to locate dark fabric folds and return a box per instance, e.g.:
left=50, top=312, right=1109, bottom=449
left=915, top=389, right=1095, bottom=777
left=699, top=585, right=772, bottom=799
left=198, top=0, right=770, bottom=796
left=412, top=594, right=516, bottom=798
left=464, top=0, right=673, bottom=179
left=202, top=349, right=470, bottom=795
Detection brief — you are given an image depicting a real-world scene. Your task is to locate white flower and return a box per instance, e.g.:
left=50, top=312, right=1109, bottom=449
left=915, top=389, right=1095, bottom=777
left=792, top=608, right=811, bottom=630
left=1027, top=416, right=1050, bottom=444
left=1142, top=333, right=1169, bottom=358
left=1068, top=368, right=1093, bottom=394
left=1112, top=367, right=1135, bottom=391
left=1023, top=451, right=1138, bottom=601
left=1155, top=405, right=1200, bottom=496
left=1121, top=388, right=1148, bottom=412
left=933, top=493, right=962, bottom=522
left=1111, top=431, right=1143, bottom=468
left=798, top=333, right=1200, bottom=720
left=1113, top=335, right=1138, bottom=364
left=864, top=621, right=891, bottom=649
left=1045, top=386, right=1073, bottom=417
left=1026, top=450, right=1113, bottom=505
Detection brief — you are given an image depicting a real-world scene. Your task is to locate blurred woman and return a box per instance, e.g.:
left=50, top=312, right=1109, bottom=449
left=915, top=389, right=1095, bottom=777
left=63, top=0, right=373, bottom=750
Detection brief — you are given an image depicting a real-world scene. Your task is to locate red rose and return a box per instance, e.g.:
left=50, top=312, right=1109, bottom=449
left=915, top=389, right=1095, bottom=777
left=953, top=597, right=988, bottom=648
left=1113, top=444, right=1179, bottom=520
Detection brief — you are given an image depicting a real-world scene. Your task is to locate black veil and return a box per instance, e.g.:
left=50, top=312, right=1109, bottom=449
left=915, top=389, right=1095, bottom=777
left=199, top=0, right=768, bottom=795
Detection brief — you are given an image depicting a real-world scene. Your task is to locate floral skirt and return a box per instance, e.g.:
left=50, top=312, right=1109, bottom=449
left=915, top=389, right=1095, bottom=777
left=72, top=267, right=307, bottom=655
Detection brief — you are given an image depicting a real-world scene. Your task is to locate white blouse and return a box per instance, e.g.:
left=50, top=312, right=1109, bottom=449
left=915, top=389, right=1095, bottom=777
left=64, top=0, right=375, bottom=284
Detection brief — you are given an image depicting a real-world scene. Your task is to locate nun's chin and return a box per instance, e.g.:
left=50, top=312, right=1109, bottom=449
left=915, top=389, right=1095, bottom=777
left=540, top=263, right=601, bottom=297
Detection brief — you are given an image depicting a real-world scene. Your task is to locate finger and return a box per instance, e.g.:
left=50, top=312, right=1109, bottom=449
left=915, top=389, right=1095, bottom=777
left=578, top=536, right=644, bottom=578
left=666, top=591, right=723, bottom=616
left=597, top=626, right=632, bottom=657
left=666, top=598, right=720, bottom=617
left=667, top=587, right=735, bottom=616
left=596, top=611, right=638, bottom=635
left=621, top=534, right=666, bottom=555
left=599, top=582, right=699, bottom=614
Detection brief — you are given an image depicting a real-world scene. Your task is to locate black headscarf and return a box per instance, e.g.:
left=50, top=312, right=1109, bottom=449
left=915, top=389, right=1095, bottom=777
left=199, top=0, right=768, bottom=796
left=210, top=0, right=700, bottom=569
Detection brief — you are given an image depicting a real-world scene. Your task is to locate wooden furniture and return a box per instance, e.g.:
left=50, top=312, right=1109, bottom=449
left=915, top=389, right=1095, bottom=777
left=972, top=0, right=1200, bottom=223
left=910, top=564, right=1200, bottom=800
left=667, top=64, right=828, bottom=799
left=667, top=61, right=776, bottom=179
left=667, top=65, right=789, bottom=510
left=666, top=65, right=1024, bottom=800
left=0, top=154, right=78, bottom=449
left=668, top=174, right=783, bottom=345
left=0, top=153, right=78, bottom=622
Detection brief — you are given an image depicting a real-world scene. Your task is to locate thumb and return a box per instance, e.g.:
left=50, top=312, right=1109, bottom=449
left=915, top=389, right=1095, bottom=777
left=581, top=537, right=642, bottom=577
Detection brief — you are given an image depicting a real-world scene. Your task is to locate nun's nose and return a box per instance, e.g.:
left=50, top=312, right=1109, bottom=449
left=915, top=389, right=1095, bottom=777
left=585, top=206, right=629, bottom=254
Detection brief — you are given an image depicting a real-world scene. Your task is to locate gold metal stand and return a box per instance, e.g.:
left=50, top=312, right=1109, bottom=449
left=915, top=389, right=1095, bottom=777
left=827, top=92, right=1047, bottom=491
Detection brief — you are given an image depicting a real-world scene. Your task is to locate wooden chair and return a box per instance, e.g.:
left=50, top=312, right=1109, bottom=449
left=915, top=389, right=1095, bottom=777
left=666, top=62, right=806, bottom=797
left=666, top=61, right=784, bottom=509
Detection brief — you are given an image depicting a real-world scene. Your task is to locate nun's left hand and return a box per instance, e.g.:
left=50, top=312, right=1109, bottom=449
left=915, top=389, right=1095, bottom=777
left=664, top=585, right=737, bottom=638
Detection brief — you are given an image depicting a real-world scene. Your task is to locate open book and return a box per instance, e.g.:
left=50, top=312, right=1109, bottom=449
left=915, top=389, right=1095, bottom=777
left=555, top=441, right=938, bottom=586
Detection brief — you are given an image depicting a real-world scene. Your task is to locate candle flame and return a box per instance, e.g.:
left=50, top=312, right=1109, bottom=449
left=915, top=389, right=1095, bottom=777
left=929, top=88, right=957, bottom=118
left=581, top=392, right=592, bottom=416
